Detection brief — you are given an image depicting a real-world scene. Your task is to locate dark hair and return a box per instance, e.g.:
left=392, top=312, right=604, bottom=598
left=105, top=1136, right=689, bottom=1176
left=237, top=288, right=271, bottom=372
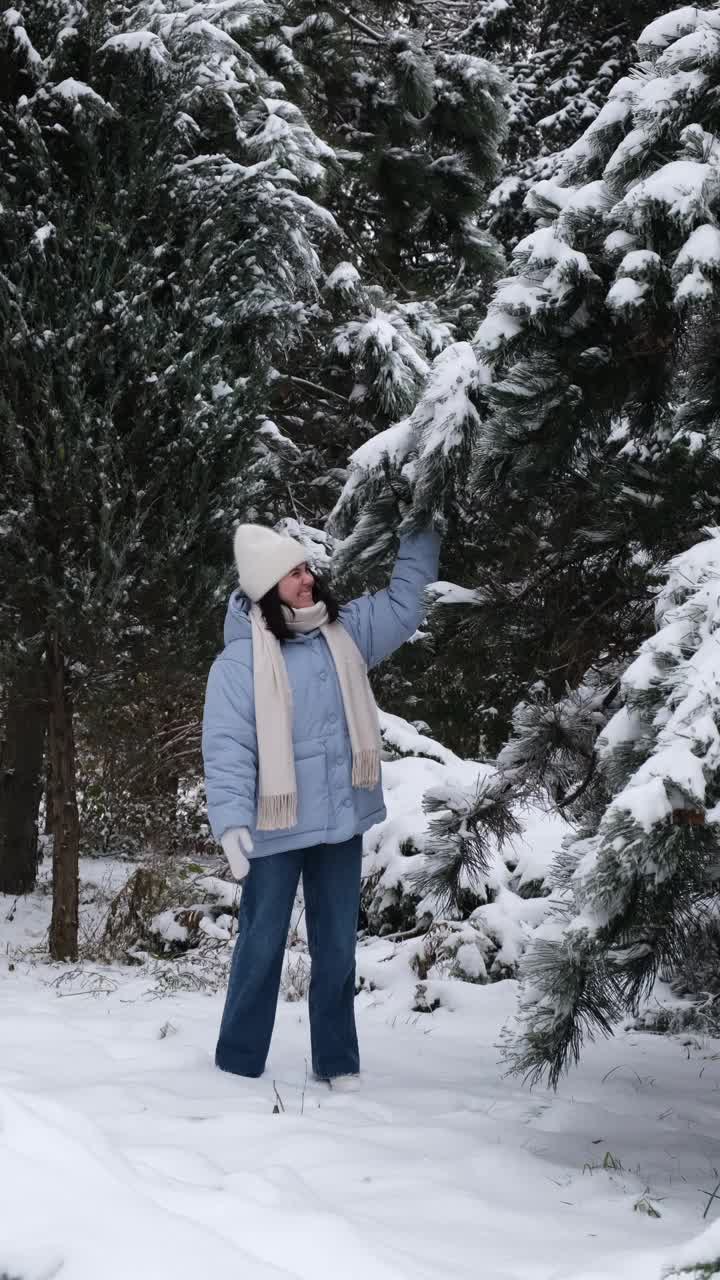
left=259, top=571, right=340, bottom=641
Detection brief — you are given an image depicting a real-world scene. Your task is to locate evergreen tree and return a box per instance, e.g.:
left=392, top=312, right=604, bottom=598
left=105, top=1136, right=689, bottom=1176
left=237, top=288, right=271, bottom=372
left=244, top=0, right=508, bottom=539
left=0, top=0, right=337, bottom=948
left=333, top=2, right=720, bottom=756
left=262, top=0, right=507, bottom=328
left=466, top=0, right=720, bottom=747
left=508, top=529, right=720, bottom=1085
left=465, top=0, right=706, bottom=252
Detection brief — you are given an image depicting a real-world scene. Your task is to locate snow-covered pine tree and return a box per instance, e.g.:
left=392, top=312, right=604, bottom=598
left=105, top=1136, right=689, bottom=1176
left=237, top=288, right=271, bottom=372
left=463, top=1, right=720, bottom=752
left=262, top=0, right=507, bottom=331
left=350, top=713, right=561, bottom=995
left=418, top=1, right=720, bottom=759
left=242, top=0, right=508, bottom=537
left=466, top=0, right=709, bottom=252
left=508, top=530, right=720, bottom=1085
left=408, top=1, right=720, bottom=940
left=0, top=0, right=337, bottom=947
left=330, top=2, right=720, bottom=772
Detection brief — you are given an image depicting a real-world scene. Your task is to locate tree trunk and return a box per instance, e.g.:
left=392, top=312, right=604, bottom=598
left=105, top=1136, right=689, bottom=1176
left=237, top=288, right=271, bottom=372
left=0, top=654, right=46, bottom=895
left=44, top=759, right=52, bottom=836
left=47, top=628, right=80, bottom=962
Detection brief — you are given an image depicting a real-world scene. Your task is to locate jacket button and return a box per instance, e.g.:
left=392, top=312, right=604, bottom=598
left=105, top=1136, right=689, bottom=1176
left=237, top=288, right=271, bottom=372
left=343, top=797, right=352, bottom=808
left=329, top=713, right=337, bottom=724
left=319, top=671, right=327, bottom=681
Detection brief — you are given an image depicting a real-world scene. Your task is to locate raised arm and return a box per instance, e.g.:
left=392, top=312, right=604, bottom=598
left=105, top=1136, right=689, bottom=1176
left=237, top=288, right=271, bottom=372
left=202, top=652, right=258, bottom=840
left=339, top=529, right=441, bottom=670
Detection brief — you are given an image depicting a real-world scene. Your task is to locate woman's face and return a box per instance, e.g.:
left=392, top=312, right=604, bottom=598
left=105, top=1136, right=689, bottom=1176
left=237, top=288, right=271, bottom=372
left=277, top=562, right=315, bottom=609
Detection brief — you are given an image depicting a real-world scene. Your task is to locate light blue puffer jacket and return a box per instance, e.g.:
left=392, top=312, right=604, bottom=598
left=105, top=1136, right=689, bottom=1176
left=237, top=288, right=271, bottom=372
left=202, top=530, right=440, bottom=859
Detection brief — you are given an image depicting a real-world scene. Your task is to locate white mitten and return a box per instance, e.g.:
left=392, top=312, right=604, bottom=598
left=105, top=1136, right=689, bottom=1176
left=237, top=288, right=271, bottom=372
left=221, top=826, right=253, bottom=881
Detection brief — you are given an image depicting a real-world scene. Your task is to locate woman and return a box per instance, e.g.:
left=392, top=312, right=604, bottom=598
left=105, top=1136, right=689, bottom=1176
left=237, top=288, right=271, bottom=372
left=202, top=521, right=440, bottom=1085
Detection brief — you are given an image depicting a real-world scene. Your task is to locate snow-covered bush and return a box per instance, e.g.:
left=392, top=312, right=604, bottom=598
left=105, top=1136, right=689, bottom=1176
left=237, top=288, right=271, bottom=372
left=95, top=864, right=239, bottom=963
left=359, top=711, right=565, bottom=991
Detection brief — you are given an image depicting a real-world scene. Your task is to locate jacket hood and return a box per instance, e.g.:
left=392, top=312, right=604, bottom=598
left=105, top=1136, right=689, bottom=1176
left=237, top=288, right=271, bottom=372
left=223, top=589, right=252, bottom=646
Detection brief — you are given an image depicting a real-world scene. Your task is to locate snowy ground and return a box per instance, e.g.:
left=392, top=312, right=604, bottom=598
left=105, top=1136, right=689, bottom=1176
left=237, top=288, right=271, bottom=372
left=3, top=873, right=720, bottom=1280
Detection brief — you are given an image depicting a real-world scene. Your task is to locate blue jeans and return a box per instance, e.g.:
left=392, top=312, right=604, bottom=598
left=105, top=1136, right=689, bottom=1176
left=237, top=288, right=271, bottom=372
left=215, top=835, right=362, bottom=1080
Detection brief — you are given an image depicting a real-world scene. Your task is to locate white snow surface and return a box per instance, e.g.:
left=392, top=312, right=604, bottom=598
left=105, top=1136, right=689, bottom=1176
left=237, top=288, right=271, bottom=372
left=603, top=230, right=637, bottom=255
left=341, top=417, right=414, bottom=479
left=413, top=342, right=483, bottom=461
left=660, top=24, right=720, bottom=72
left=474, top=304, right=523, bottom=350
left=2, top=718, right=718, bottom=1278
left=567, top=75, right=636, bottom=150
left=379, top=709, right=472, bottom=768
left=657, top=526, right=720, bottom=621
left=524, top=177, right=576, bottom=214
left=675, top=264, right=715, bottom=301
left=2, top=894, right=720, bottom=1280
left=31, top=222, right=55, bottom=251
left=476, top=226, right=597, bottom=352
left=619, top=250, right=662, bottom=274
left=3, top=6, right=42, bottom=64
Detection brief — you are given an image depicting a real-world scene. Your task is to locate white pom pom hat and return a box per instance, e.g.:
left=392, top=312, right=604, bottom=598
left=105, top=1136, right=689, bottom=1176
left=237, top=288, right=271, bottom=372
left=233, top=524, right=307, bottom=602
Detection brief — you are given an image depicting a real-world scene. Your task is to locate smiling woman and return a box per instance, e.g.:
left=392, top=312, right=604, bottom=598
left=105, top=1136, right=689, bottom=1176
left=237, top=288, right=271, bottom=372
left=202, top=520, right=441, bottom=1084
left=258, top=559, right=340, bottom=642
left=280, top=562, right=315, bottom=609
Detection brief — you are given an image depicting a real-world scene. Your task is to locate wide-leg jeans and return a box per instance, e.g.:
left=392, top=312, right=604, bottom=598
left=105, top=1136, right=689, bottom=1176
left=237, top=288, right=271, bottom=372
left=215, top=835, right=362, bottom=1080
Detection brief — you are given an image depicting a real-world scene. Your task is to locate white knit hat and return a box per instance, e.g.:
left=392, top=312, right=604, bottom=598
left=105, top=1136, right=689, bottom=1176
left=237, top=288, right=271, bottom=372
left=233, top=524, right=307, bottom=602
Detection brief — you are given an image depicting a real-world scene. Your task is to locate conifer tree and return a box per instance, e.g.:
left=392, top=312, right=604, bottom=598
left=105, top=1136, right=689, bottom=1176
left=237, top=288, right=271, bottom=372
left=508, top=530, right=720, bottom=1085
left=465, top=0, right=707, bottom=251
left=0, top=0, right=337, bottom=948
left=467, top=0, right=720, bottom=748
left=262, top=0, right=507, bottom=328
left=247, top=0, right=509, bottom=536
left=331, top=2, right=720, bottom=757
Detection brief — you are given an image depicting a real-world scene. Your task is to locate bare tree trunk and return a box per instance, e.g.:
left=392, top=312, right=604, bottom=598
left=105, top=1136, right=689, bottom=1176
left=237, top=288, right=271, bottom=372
left=0, top=654, right=46, bottom=895
left=47, top=627, right=80, bottom=962
left=44, top=759, right=52, bottom=836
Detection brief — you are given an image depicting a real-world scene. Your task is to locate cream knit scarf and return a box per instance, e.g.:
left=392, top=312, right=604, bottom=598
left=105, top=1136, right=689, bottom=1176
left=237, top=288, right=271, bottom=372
left=249, top=601, right=382, bottom=830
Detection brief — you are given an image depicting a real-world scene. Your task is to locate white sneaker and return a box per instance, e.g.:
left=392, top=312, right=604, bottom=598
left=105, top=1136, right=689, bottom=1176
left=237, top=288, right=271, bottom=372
left=325, top=1074, right=361, bottom=1092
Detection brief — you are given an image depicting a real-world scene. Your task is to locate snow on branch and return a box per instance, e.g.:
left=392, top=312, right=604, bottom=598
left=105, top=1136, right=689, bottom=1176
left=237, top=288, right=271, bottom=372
left=329, top=342, right=487, bottom=571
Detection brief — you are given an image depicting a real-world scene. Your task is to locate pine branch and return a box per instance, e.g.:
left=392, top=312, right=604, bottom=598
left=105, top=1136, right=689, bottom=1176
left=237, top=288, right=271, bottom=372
left=328, top=4, right=383, bottom=43
left=555, top=679, right=620, bottom=810
left=286, top=375, right=350, bottom=405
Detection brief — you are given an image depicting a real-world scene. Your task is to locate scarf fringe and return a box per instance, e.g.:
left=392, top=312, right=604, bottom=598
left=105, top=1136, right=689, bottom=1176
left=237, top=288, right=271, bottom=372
left=352, top=748, right=381, bottom=790
left=257, top=792, right=298, bottom=831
